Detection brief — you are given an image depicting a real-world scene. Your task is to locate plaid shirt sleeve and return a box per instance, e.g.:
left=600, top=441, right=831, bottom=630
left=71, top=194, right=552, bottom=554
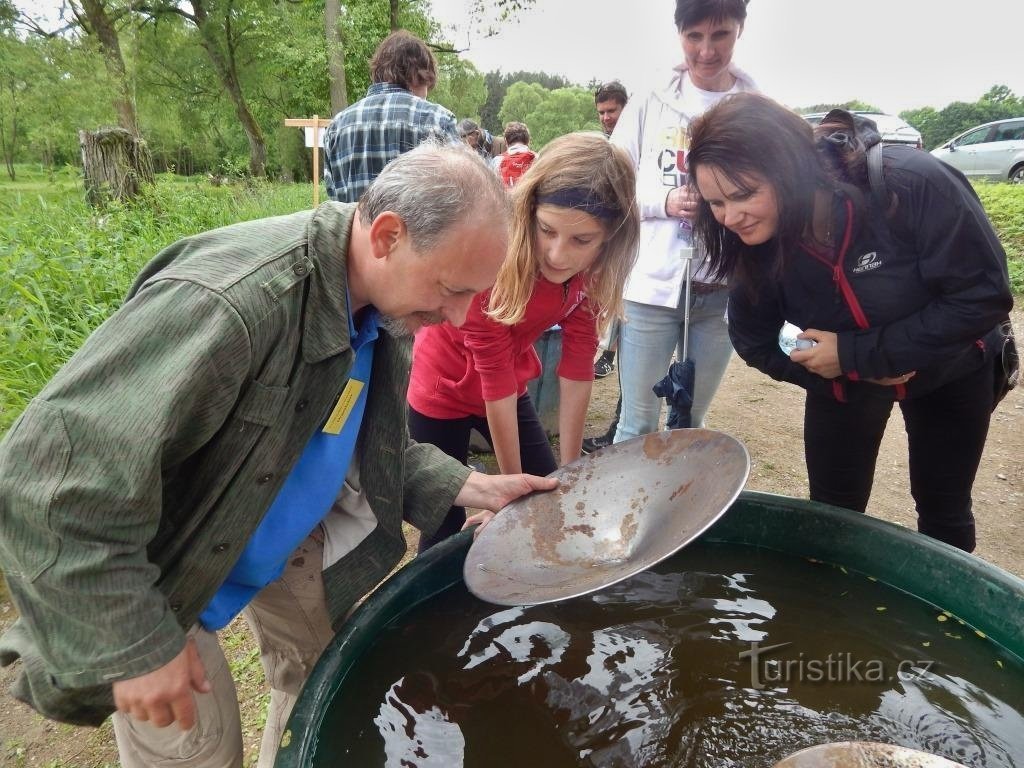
left=323, top=85, right=461, bottom=203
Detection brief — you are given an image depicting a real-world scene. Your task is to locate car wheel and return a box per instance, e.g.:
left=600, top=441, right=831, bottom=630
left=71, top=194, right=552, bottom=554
left=1011, top=164, right=1024, bottom=184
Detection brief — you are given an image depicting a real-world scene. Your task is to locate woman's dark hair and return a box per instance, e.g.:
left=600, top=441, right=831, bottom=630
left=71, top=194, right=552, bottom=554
left=370, top=30, right=437, bottom=91
left=674, top=0, right=749, bottom=30
left=686, top=92, right=831, bottom=286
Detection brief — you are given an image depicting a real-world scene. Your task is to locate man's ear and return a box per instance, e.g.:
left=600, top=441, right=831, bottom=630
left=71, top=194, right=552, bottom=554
left=367, top=211, right=406, bottom=261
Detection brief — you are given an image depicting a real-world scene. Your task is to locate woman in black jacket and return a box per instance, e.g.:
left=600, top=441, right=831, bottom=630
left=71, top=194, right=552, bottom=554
left=686, top=92, right=1013, bottom=552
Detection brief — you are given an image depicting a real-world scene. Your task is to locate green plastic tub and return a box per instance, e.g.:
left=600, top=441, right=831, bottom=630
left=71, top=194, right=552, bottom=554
left=274, top=491, right=1024, bottom=767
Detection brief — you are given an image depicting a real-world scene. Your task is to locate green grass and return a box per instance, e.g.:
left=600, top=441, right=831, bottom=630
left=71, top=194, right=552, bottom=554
left=974, top=183, right=1024, bottom=294
left=1, top=172, right=313, bottom=433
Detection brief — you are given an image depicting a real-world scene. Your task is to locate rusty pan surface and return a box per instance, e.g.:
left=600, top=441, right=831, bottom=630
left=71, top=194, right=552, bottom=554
left=773, top=742, right=968, bottom=768
left=463, top=429, right=749, bottom=606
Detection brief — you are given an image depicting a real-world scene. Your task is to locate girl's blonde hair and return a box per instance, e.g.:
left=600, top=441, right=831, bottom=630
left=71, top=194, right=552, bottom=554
left=487, top=132, right=639, bottom=333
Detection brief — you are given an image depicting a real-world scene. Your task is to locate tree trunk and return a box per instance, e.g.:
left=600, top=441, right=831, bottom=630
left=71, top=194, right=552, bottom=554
left=79, top=127, right=154, bottom=206
left=389, top=0, right=400, bottom=31
left=324, top=0, right=347, bottom=115
left=77, top=0, right=140, bottom=135
left=192, top=0, right=266, bottom=177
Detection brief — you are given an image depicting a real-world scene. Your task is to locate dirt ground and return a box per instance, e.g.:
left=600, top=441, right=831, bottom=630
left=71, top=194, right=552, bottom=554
left=1, top=310, right=1021, bottom=767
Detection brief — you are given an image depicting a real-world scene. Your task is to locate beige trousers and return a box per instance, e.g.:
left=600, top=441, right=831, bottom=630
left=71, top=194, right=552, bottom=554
left=113, top=531, right=335, bottom=768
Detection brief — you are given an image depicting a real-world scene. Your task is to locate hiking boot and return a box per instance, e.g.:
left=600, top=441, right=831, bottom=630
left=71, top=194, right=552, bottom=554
left=581, top=432, right=614, bottom=454
left=594, top=352, right=615, bottom=379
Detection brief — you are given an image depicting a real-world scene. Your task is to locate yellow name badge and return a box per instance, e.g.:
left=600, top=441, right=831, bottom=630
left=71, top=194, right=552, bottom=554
left=322, top=378, right=365, bottom=435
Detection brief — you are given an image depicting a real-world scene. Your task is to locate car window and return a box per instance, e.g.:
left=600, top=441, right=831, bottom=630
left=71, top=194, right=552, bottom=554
left=992, top=121, right=1024, bottom=142
left=956, top=126, right=993, bottom=146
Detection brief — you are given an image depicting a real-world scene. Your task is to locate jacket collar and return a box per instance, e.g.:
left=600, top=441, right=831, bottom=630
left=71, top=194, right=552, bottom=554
left=655, top=62, right=758, bottom=113
left=302, top=202, right=358, bottom=363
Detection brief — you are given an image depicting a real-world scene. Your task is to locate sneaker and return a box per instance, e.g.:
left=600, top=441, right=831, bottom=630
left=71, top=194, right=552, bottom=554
left=594, top=355, right=615, bottom=380
left=581, top=433, right=614, bottom=454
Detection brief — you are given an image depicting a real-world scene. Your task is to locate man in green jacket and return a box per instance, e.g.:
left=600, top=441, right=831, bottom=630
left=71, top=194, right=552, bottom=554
left=0, top=140, right=555, bottom=768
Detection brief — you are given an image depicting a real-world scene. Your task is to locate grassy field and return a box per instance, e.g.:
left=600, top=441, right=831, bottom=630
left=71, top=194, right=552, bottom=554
left=1, top=166, right=315, bottom=433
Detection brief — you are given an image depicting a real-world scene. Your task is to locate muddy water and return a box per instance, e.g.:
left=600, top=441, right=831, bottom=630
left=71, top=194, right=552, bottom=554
left=316, top=543, right=1024, bottom=767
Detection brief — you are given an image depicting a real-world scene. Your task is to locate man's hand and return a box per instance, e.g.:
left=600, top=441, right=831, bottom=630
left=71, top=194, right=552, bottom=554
left=112, top=637, right=211, bottom=730
left=453, top=471, right=558, bottom=516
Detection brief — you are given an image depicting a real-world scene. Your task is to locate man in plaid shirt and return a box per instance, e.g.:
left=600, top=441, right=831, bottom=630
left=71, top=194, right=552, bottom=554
left=324, top=30, right=460, bottom=203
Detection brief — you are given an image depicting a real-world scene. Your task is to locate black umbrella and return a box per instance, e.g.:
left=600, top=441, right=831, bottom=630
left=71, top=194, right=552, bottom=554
left=653, top=358, right=695, bottom=429
left=653, top=231, right=697, bottom=428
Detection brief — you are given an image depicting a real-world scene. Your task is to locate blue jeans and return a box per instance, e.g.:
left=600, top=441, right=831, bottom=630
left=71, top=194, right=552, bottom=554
left=614, top=289, right=733, bottom=440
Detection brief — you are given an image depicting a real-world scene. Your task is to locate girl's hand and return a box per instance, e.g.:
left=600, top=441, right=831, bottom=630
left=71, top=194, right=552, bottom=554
left=790, top=329, right=841, bottom=379
left=462, top=510, right=495, bottom=537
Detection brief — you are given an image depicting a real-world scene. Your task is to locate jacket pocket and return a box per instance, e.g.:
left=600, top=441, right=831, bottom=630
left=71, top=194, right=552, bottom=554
left=0, top=400, right=71, bottom=581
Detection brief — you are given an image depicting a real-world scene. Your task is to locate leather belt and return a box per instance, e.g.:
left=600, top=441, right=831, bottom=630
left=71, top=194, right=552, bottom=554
left=691, top=281, right=726, bottom=296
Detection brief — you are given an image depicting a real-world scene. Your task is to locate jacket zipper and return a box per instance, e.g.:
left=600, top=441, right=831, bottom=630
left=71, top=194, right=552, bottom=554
left=800, top=199, right=906, bottom=400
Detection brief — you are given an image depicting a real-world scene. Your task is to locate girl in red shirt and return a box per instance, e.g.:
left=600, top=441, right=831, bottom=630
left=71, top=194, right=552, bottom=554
left=409, top=132, right=639, bottom=551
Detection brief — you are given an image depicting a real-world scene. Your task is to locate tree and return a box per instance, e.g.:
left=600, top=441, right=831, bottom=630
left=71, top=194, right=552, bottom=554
left=498, top=82, right=599, bottom=149
left=73, top=0, right=140, bottom=134
left=0, top=32, right=30, bottom=179
left=484, top=70, right=570, bottom=132
left=138, top=0, right=269, bottom=177
left=901, top=86, right=1023, bottom=149
left=325, top=0, right=347, bottom=115
left=795, top=99, right=882, bottom=115
left=430, top=57, right=486, bottom=124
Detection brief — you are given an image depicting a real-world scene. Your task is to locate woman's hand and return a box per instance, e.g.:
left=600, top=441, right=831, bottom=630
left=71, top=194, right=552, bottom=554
left=462, top=509, right=495, bottom=537
left=789, top=329, right=842, bottom=379
left=665, top=185, right=698, bottom=219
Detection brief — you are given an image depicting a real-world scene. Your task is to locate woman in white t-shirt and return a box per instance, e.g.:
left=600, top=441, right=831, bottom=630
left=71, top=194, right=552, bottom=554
left=610, top=0, right=758, bottom=438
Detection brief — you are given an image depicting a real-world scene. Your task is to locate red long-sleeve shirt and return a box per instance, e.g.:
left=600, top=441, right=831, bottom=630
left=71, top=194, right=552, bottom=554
left=408, top=273, right=599, bottom=419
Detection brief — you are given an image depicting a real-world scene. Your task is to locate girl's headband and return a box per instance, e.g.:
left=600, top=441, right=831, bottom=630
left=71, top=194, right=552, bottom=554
left=537, top=188, right=619, bottom=221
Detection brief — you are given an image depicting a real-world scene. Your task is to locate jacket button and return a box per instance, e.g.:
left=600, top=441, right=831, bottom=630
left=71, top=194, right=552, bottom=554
left=295, top=399, right=308, bottom=412
left=293, top=263, right=308, bottom=276
left=257, top=472, right=274, bottom=484
left=212, top=542, right=230, bottom=554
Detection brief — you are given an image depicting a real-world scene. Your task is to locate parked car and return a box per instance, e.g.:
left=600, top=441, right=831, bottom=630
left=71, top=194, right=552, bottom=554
left=931, top=117, right=1024, bottom=184
left=802, top=111, right=924, bottom=149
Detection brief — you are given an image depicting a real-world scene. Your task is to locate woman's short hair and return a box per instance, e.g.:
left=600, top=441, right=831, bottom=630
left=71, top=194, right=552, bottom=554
left=503, top=122, right=531, bottom=146
left=369, top=30, right=437, bottom=91
left=674, top=0, right=749, bottom=30
left=488, top=132, right=640, bottom=332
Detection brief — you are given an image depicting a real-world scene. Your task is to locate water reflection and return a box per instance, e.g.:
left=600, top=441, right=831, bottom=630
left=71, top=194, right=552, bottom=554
left=326, top=545, right=1024, bottom=768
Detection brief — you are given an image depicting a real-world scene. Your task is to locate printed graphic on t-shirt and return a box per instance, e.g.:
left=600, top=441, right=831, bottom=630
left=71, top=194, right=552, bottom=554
left=657, top=126, right=688, bottom=188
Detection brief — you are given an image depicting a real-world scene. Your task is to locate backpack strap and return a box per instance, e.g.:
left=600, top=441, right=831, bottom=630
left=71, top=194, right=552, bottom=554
left=865, top=141, right=888, bottom=211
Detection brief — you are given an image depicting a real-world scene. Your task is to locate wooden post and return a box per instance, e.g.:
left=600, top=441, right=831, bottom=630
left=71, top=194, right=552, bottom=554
left=284, top=115, right=331, bottom=207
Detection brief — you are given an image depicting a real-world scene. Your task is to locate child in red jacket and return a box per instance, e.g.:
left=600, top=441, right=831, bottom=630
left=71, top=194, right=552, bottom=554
left=409, top=132, right=639, bottom=551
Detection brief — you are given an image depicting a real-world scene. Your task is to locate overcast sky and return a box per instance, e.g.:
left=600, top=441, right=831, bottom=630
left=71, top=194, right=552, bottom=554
left=431, top=0, right=1024, bottom=115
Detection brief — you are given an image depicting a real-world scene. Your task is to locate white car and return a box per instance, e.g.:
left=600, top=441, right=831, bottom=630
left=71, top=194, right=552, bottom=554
left=931, top=117, right=1024, bottom=184
left=803, top=111, right=923, bottom=149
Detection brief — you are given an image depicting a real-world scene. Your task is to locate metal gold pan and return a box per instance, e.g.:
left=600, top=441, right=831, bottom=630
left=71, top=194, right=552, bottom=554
left=773, top=741, right=968, bottom=767
left=463, top=428, right=750, bottom=606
